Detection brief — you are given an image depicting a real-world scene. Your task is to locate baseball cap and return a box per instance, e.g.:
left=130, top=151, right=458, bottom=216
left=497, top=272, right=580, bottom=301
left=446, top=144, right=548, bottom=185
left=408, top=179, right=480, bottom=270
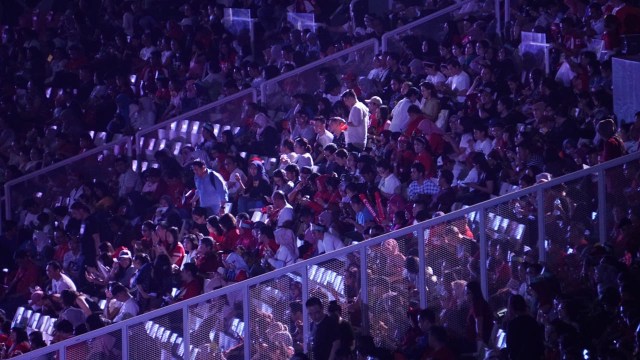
left=365, top=96, right=382, bottom=106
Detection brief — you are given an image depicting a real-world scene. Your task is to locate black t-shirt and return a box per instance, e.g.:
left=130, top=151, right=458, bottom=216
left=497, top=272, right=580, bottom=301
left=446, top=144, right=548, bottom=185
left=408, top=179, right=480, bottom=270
left=506, top=314, right=544, bottom=360
left=80, top=214, right=99, bottom=267
left=312, top=315, right=340, bottom=360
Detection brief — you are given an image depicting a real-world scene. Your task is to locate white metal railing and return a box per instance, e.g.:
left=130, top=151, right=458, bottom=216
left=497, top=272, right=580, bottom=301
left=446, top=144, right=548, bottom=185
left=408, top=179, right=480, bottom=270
left=3, top=136, right=133, bottom=221
left=15, top=150, right=640, bottom=360
left=259, top=38, right=379, bottom=105
left=134, top=88, right=257, bottom=156
left=381, top=1, right=472, bottom=52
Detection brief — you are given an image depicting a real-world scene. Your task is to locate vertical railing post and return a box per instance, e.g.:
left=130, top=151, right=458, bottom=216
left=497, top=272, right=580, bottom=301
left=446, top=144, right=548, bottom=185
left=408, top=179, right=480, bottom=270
left=537, top=188, right=546, bottom=264
left=417, top=225, right=427, bottom=308
left=504, top=0, right=511, bottom=35
left=478, top=209, right=489, bottom=300
left=359, top=247, right=370, bottom=335
left=59, top=346, right=66, bottom=360
left=495, top=0, right=502, bottom=39
left=126, top=136, right=133, bottom=157
left=182, top=305, right=190, bottom=360
left=598, top=170, right=607, bottom=244
left=302, top=265, right=310, bottom=354
left=122, top=325, right=129, bottom=359
left=4, top=184, right=11, bottom=221
left=243, top=285, right=251, bottom=360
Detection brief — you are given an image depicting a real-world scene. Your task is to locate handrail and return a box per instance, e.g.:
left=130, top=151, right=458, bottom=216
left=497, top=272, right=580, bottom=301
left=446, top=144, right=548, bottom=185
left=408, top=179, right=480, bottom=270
left=381, top=1, right=473, bottom=51
left=3, top=136, right=133, bottom=220
left=259, top=38, right=379, bottom=104
left=15, top=149, right=640, bottom=360
left=134, top=88, right=257, bottom=154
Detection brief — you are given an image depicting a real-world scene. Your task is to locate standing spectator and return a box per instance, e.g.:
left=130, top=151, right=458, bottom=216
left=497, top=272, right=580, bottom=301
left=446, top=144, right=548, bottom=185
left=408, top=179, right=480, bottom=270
left=465, top=281, right=494, bottom=351
left=313, top=116, right=334, bottom=148
left=69, top=201, right=100, bottom=268
left=506, top=294, right=544, bottom=360
left=306, top=297, right=340, bottom=360
left=190, top=159, right=228, bottom=216
left=342, top=90, right=369, bottom=151
left=390, top=87, right=421, bottom=133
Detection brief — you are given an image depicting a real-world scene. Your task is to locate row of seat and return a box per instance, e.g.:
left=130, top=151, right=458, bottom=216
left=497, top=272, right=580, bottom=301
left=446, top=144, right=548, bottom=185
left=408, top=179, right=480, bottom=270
left=12, top=307, right=57, bottom=343
left=465, top=209, right=527, bottom=242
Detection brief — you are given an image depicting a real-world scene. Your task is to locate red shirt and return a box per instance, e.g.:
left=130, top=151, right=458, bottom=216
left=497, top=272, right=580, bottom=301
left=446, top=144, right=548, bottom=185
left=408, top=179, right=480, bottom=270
left=53, top=244, right=70, bottom=263
left=196, top=252, right=219, bottom=274
left=168, top=242, right=186, bottom=267
left=236, top=231, right=257, bottom=250
left=415, top=151, right=436, bottom=177
left=179, top=278, right=203, bottom=301
left=219, top=229, right=240, bottom=253
left=13, top=260, right=40, bottom=299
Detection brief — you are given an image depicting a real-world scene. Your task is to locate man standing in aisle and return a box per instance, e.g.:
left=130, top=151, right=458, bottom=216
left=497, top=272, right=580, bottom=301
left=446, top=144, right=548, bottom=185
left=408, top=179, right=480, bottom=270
left=341, top=89, right=369, bottom=152
left=306, top=297, right=340, bottom=360
left=191, top=159, right=228, bottom=216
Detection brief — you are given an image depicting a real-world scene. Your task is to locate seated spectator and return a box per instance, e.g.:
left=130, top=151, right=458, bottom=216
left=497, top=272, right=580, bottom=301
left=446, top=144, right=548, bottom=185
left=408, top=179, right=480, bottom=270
left=58, top=290, right=86, bottom=330
left=105, top=282, right=139, bottom=323
left=195, top=236, right=220, bottom=275
left=266, top=227, right=299, bottom=269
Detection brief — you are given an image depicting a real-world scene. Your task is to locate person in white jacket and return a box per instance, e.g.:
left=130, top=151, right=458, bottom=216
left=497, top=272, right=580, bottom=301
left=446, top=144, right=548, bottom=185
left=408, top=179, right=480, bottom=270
left=311, top=224, right=345, bottom=254
left=266, top=227, right=299, bottom=268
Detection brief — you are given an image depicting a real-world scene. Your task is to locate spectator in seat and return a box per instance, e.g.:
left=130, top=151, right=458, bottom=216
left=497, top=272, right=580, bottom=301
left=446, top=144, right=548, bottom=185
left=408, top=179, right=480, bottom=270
left=46, top=260, right=76, bottom=295
left=173, top=262, right=203, bottom=302
left=265, top=227, right=299, bottom=269
left=59, top=290, right=86, bottom=329
left=377, top=160, right=402, bottom=199
left=218, top=213, right=240, bottom=253
left=195, top=236, right=219, bottom=275
left=105, top=282, right=139, bottom=323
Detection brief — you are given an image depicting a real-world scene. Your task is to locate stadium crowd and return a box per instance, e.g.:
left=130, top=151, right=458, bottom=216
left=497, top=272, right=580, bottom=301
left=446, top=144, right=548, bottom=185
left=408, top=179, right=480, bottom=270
left=1, top=0, right=640, bottom=359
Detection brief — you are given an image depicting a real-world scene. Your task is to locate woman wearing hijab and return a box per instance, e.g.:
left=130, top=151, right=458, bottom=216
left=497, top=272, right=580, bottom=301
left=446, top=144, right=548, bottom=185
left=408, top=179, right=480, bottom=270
left=265, top=227, right=299, bottom=268
left=237, top=160, right=272, bottom=214
left=251, top=113, right=280, bottom=157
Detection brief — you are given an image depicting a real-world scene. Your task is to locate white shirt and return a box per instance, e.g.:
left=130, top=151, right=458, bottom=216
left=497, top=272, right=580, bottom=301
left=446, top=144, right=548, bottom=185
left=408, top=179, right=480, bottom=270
left=425, top=72, right=446, bottom=85
left=118, top=169, right=141, bottom=197
left=228, top=168, right=247, bottom=196
left=445, top=71, right=471, bottom=102
left=319, top=232, right=345, bottom=253
left=345, top=101, right=369, bottom=147
left=457, top=133, right=474, bottom=162
left=316, top=130, right=334, bottom=148
left=268, top=246, right=297, bottom=268
left=52, top=273, right=77, bottom=294
left=389, top=98, right=421, bottom=132
left=378, top=173, right=401, bottom=195
left=473, top=138, right=493, bottom=155
left=294, top=153, right=314, bottom=167
left=277, top=204, right=294, bottom=227
left=139, top=46, right=157, bottom=61
left=113, top=297, right=139, bottom=323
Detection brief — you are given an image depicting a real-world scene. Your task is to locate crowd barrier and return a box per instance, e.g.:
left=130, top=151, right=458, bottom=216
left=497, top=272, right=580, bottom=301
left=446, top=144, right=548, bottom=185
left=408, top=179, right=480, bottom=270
left=4, top=137, right=133, bottom=221
left=14, top=150, right=640, bottom=360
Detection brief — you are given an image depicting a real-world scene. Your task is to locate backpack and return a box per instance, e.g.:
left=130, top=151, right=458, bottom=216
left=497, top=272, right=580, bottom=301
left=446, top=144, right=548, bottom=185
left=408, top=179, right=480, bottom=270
left=208, top=170, right=229, bottom=201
